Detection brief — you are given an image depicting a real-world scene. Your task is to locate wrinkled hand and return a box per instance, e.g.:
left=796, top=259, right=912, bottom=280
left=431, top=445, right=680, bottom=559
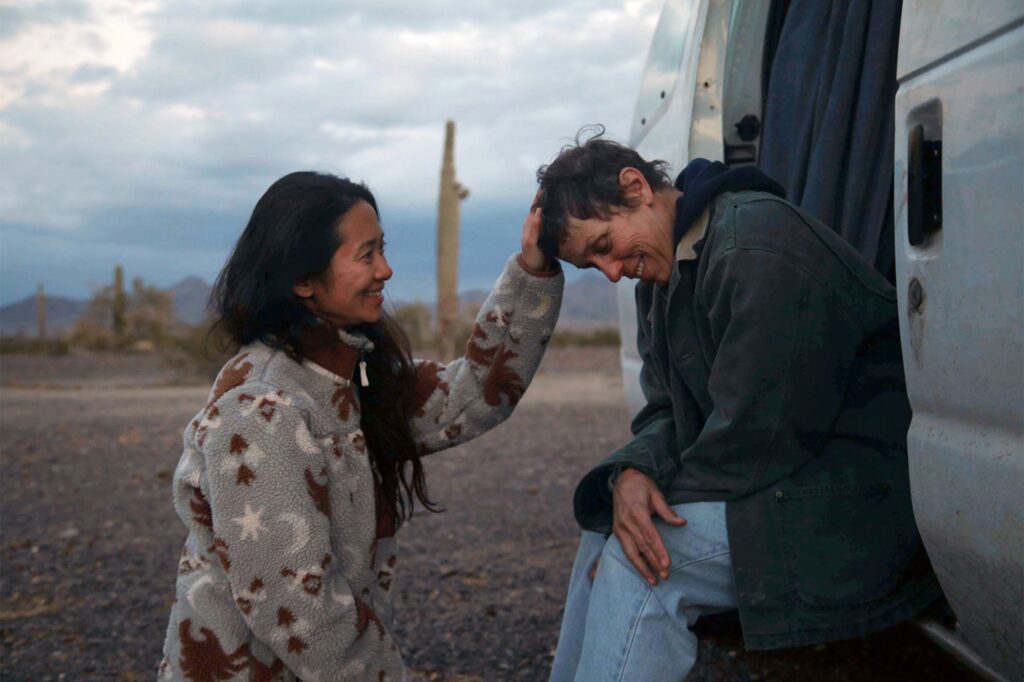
left=612, top=468, right=686, bottom=585
left=520, top=203, right=549, bottom=273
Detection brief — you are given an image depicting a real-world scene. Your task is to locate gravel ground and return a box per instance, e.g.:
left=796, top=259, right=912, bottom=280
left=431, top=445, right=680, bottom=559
left=0, top=348, right=981, bottom=680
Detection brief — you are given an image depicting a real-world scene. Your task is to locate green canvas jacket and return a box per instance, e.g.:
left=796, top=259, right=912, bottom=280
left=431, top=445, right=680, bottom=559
left=574, top=191, right=941, bottom=650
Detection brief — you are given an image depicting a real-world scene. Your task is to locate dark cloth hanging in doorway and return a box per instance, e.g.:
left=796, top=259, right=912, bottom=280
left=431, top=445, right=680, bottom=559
left=758, top=0, right=903, bottom=280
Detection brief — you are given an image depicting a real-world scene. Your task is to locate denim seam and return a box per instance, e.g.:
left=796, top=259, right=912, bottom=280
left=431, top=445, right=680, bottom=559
left=616, top=587, right=654, bottom=682
left=668, top=549, right=731, bottom=575
left=648, top=549, right=734, bottom=630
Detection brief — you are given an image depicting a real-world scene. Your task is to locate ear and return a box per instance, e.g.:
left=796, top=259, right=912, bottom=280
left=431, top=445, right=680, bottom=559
left=618, top=167, right=653, bottom=207
left=292, top=276, right=315, bottom=300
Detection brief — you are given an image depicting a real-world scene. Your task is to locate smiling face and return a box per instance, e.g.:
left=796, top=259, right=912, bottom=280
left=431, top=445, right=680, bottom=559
left=557, top=171, right=678, bottom=286
left=294, top=200, right=393, bottom=328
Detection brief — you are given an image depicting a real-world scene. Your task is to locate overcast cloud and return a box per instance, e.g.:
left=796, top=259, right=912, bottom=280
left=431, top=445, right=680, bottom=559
left=0, top=0, right=660, bottom=305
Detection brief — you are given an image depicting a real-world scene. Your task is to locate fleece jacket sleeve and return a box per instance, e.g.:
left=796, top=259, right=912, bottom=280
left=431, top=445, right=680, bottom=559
left=409, top=253, right=563, bottom=455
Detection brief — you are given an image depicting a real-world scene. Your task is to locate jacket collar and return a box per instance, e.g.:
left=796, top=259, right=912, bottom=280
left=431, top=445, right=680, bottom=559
left=675, top=207, right=710, bottom=262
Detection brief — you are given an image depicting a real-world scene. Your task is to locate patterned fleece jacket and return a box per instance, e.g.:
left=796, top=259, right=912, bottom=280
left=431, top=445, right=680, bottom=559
left=157, top=255, right=562, bottom=681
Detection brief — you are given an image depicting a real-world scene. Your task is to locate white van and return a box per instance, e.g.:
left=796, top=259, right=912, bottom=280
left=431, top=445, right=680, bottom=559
left=618, top=1, right=1023, bottom=679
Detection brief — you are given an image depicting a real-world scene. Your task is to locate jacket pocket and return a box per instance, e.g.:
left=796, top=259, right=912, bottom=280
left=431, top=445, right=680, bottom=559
left=772, top=482, right=914, bottom=610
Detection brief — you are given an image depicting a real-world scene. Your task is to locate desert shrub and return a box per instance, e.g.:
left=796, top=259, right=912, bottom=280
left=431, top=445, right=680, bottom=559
left=451, top=301, right=481, bottom=354
left=68, top=317, right=120, bottom=351
left=69, top=275, right=175, bottom=351
left=126, top=278, right=174, bottom=346
left=169, top=318, right=235, bottom=381
left=0, top=335, right=70, bottom=356
left=390, top=302, right=620, bottom=353
left=390, top=302, right=435, bottom=351
left=548, top=326, right=620, bottom=347
left=388, top=300, right=481, bottom=355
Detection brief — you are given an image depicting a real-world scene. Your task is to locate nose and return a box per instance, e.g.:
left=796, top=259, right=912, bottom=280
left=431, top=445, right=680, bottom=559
left=376, top=253, right=393, bottom=281
left=595, top=258, right=623, bottom=283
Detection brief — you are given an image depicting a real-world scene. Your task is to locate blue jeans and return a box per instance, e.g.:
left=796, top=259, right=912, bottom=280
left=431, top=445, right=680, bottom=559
left=550, top=502, right=736, bottom=682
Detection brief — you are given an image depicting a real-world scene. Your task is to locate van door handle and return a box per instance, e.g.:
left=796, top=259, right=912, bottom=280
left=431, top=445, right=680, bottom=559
left=907, top=124, right=943, bottom=246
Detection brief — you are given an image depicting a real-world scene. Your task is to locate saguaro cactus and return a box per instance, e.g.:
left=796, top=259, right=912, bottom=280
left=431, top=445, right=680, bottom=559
left=35, top=284, right=46, bottom=339
left=112, top=264, right=127, bottom=339
left=436, top=120, right=470, bottom=360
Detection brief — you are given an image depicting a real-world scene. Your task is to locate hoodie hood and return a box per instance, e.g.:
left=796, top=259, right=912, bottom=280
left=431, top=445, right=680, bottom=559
left=673, top=159, right=786, bottom=245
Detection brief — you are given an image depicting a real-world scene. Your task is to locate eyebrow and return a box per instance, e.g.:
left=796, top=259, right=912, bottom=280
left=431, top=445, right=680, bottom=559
left=571, top=245, right=596, bottom=269
left=356, top=234, right=383, bottom=251
left=581, top=233, right=607, bottom=260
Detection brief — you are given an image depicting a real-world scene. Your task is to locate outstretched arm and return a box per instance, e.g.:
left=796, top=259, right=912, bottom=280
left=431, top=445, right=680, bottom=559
left=410, top=207, right=563, bottom=454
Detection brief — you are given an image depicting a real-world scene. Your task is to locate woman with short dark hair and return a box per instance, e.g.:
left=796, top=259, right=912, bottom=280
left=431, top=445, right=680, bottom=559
left=157, top=171, right=562, bottom=681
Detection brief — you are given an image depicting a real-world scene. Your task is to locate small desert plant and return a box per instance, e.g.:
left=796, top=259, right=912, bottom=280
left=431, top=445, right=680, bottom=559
left=69, top=273, right=175, bottom=351
left=125, top=277, right=174, bottom=346
left=68, top=316, right=120, bottom=351
left=390, top=302, right=435, bottom=351
left=0, top=335, right=70, bottom=356
left=548, top=327, right=620, bottom=347
left=450, top=301, right=481, bottom=355
left=169, top=318, right=235, bottom=381
left=388, top=300, right=481, bottom=355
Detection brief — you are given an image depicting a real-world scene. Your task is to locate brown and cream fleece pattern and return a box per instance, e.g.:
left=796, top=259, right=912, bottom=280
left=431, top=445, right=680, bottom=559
left=157, top=255, right=562, bottom=681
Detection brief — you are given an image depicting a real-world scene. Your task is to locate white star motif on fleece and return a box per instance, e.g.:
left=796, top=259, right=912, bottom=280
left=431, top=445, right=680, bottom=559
left=232, top=503, right=267, bottom=541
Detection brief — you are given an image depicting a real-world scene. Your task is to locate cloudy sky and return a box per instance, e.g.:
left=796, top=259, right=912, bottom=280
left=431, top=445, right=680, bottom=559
left=0, top=0, right=662, bottom=306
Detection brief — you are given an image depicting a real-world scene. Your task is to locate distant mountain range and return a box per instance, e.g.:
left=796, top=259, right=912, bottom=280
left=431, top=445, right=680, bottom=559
left=167, top=276, right=216, bottom=325
left=0, top=272, right=619, bottom=336
left=0, top=277, right=216, bottom=336
left=459, top=270, right=619, bottom=330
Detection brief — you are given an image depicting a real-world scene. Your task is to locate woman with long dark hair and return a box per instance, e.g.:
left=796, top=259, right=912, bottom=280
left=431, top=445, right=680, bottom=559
left=157, top=171, right=562, bottom=681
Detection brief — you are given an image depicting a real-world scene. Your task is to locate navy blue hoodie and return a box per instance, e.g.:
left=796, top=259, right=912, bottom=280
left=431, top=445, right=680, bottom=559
left=672, top=159, right=785, bottom=245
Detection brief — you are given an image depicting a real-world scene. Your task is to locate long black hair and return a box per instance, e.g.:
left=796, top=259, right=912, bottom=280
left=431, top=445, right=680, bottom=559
left=210, top=171, right=437, bottom=524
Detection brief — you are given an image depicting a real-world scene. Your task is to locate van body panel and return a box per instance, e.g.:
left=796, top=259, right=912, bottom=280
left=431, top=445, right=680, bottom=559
left=631, top=0, right=710, bottom=148
left=896, top=0, right=1024, bottom=80
left=619, top=3, right=1022, bottom=673
left=721, top=0, right=770, bottom=163
left=688, top=0, right=729, bottom=161
left=622, top=0, right=712, bottom=414
left=894, top=16, right=1024, bottom=680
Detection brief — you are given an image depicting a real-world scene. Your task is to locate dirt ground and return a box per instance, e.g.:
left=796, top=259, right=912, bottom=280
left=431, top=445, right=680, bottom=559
left=0, top=348, right=981, bottom=680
